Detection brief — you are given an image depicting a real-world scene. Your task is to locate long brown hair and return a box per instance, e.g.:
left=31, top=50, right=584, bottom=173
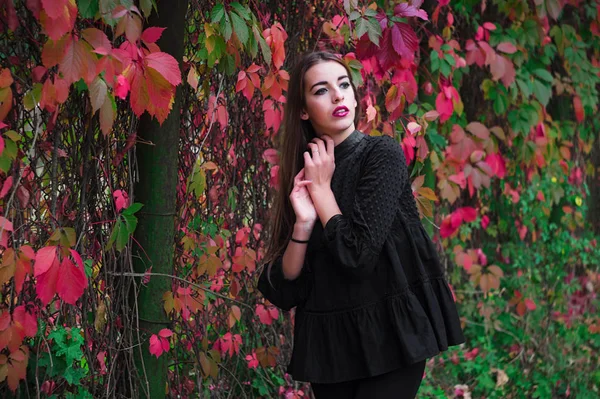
left=263, top=51, right=362, bottom=268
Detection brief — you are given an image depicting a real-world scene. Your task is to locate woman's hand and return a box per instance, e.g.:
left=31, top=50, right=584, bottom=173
left=304, top=136, right=335, bottom=194
left=289, top=168, right=317, bottom=226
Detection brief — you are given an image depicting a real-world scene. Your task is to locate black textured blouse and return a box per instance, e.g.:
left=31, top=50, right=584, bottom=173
left=258, top=130, right=465, bottom=384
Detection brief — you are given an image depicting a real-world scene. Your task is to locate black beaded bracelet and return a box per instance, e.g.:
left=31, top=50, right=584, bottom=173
left=290, top=237, right=309, bottom=244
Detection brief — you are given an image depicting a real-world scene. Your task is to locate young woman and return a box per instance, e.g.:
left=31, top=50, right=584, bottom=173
left=257, top=51, right=465, bottom=398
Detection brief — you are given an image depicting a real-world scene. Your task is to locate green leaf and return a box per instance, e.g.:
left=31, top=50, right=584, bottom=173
left=516, top=78, right=531, bottom=98
left=230, top=11, right=249, bottom=45
left=247, top=30, right=258, bottom=58
left=532, top=68, right=553, bottom=83
left=210, top=4, right=225, bottom=23
left=123, top=202, right=143, bottom=215
left=349, top=11, right=361, bottom=21
left=221, top=14, right=233, bottom=42
left=230, top=2, right=251, bottom=19
left=366, top=17, right=382, bottom=46
left=440, top=60, right=451, bottom=77
left=139, top=0, right=155, bottom=18
left=532, top=79, right=552, bottom=106
left=427, top=130, right=447, bottom=148
left=122, top=213, right=138, bottom=235
left=77, top=0, right=99, bottom=19
left=364, top=8, right=378, bottom=17
left=443, top=53, right=456, bottom=66
left=253, top=25, right=271, bottom=65
left=355, top=17, right=367, bottom=39
left=23, top=83, right=42, bottom=111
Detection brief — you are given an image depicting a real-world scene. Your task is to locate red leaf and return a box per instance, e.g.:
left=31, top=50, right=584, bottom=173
left=158, top=328, right=173, bottom=338
left=149, top=334, right=163, bottom=358
left=113, top=189, right=129, bottom=212
left=460, top=207, right=478, bottom=222
left=255, top=304, right=277, bottom=325
left=82, top=28, right=112, bottom=53
left=141, top=27, right=166, bottom=44
left=60, top=37, right=96, bottom=84
left=145, top=52, right=182, bottom=86
left=41, top=36, right=69, bottom=68
left=391, top=22, right=418, bottom=58
left=35, top=256, right=60, bottom=305
left=524, top=298, right=536, bottom=311
left=12, top=306, right=37, bottom=338
left=465, top=122, right=490, bottom=140
left=496, top=42, right=517, bottom=54
left=41, top=0, right=67, bottom=19
left=56, top=257, right=88, bottom=305
left=14, top=246, right=34, bottom=295
left=34, top=246, right=56, bottom=277
left=573, top=96, right=584, bottom=122
left=1, top=176, right=13, bottom=198
left=39, top=0, right=77, bottom=41
left=262, top=149, right=279, bottom=165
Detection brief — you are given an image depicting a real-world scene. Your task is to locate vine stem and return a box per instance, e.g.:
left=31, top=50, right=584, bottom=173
left=109, top=272, right=255, bottom=310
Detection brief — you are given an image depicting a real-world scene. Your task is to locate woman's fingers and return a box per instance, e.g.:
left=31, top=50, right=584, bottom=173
left=322, top=135, right=335, bottom=158
left=303, top=151, right=315, bottom=167
left=313, top=137, right=327, bottom=156
left=307, top=143, right=321, bottom=163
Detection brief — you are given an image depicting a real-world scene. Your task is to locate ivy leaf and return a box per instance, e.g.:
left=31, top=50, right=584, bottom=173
left=230, top=11, right=249, bottom=45
left=77, top=0, right=99, bottom=19
left=532, top=68, right=553, bottom=83
left=141, top=27, right=166, bottom=44
left=366, top=17, right=382, bottom=46
left=391, top=22, right=418, bottom=58
left=89, top=77, right=107, bottom=113
left=144, top=52, right=182, bottom=86
left=230, top=2, right=251, bottom=19
left=253, top=25, right=271, bottom=65
left=99, top=94, right=115, bottom=136
left=355, top=17, right=368, bottom=39
left=221, top=12, right=233, bottom=42
left=210, top=4, right=225, bottom=23
left=532, top=79, right=552, bottom=106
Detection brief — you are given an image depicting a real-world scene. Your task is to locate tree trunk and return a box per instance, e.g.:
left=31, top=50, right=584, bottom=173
left=132, top=1, right=188, bottom=397
left=589, top=135, right=600, bottom=236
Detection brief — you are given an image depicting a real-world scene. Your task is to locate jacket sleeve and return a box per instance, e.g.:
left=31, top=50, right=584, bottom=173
left=323, top=135, right=408, bottom=278
left=257, top=256, right=313, bottom=311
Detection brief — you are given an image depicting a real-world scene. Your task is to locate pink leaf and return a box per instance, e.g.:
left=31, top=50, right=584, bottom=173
left=56, top=257, right=88, bottom=305
left=69, top=249, right=83, bottom=269
left=41, top=0, right=67, bottom=19
left=262, top=149, right=279, bottom=165
left=158, top=328, right=173, bottom=338
left=0, top=176, right=13, bottom=198
left=141, top=27, right=166, bottom=44
left=149, top=334, right=163, bottom=358
left=35, top=257, right=60, bottom=305
left=34, top=246, right=57, bottom=277
left=496, top=42, right=517, bottom=54
left=145, top=52, right=182, bottom=86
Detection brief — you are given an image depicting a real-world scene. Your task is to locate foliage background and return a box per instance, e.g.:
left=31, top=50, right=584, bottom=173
left=0, top=0, right=599, bottom=398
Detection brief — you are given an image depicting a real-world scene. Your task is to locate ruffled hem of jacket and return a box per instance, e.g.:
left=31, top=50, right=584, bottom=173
left=287, top=276, right=465, bottom=383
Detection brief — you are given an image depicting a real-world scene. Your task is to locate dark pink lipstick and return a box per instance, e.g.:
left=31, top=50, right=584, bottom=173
left=332, top=106, right=349, bottom=118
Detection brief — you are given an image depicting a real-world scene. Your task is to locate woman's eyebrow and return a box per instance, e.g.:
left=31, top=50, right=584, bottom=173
left=309, top=75, right=349, bottom=91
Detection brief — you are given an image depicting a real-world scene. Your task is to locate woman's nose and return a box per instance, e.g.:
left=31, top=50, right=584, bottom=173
left=332, top=88, right=344, bottom=102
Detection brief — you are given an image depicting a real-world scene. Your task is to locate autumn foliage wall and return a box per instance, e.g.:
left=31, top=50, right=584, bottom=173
left=0, top=0, right=599, bottom=398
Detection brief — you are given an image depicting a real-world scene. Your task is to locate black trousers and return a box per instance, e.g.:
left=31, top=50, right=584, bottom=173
left=311, top=360, right=426, bottom=399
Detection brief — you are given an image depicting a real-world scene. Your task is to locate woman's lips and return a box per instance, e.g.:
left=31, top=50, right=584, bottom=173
left=332, top=106, right=349, bottom=117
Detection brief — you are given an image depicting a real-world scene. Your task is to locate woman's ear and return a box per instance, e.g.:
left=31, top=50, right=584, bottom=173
left=300, top=110, right=310, bottom=120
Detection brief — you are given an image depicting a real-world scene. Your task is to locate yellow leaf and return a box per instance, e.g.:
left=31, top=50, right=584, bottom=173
left=417, top=187, right=438, bottom=201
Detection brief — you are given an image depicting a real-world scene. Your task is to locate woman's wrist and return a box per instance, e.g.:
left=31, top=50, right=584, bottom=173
left=292, top=221, right=314, bottom=241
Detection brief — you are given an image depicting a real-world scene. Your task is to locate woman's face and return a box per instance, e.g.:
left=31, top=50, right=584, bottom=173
left=301, top=61, right=357, bottom=138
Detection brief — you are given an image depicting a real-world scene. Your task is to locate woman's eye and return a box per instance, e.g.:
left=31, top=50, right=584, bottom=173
left=315, top=88, right=326, bottom=95
left=340, top=82, right=350, bottom=89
